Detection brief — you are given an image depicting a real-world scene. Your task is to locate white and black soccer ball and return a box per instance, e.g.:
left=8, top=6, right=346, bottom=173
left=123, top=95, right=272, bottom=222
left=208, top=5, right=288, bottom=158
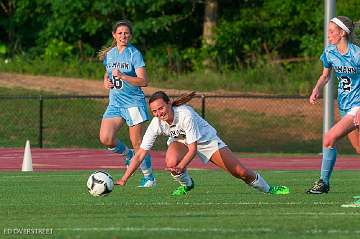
left=86, top=171, right=114, bottom=197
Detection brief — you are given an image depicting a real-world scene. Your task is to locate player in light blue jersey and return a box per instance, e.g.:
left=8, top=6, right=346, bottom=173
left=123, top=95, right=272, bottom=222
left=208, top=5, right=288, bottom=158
left=306, top=16, right=360, bottom=194
left=98, top=20, right=155, bottom=187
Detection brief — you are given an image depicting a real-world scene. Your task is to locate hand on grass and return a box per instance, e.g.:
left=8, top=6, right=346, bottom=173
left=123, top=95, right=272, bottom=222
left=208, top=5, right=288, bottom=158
left=115, top=179, right=126, bottom=186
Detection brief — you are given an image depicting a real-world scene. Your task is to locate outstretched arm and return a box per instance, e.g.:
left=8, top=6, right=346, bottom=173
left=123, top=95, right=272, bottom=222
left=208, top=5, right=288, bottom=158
left=309, top=68, right=331, bottom=104
left=115, top=148, right=148, bottom=186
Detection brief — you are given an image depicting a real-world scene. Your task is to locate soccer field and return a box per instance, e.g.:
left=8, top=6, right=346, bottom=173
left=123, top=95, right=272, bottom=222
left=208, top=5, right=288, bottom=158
left=1, top=170, right=359, bottom=239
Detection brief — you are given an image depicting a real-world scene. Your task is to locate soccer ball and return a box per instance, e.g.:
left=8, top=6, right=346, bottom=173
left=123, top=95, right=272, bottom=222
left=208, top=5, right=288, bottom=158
left=86, top=171, right=114, bottom=197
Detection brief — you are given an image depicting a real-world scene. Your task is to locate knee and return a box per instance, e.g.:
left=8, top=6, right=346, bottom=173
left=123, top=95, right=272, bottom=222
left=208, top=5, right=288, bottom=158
left=165, top=154, right=179, bottom=168
left=323, top=133, right=335, bottom=148
left=354, top=147, right=360, bottom=155
left=99, top=134, right=114, bottom=147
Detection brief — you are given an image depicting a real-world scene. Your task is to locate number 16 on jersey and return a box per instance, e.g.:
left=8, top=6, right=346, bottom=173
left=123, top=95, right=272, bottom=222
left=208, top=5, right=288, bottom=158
left=110, top=76, right=123, bottom=89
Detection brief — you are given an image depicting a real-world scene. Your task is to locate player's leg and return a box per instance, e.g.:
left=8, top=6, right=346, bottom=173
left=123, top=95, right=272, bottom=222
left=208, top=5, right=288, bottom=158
left=307, top=115, right=355, bottom=194
left=346, top=129, right=360, bottom=154
left=321, top=115, right=355, bottom=184
left=166, top=142, right=194, bottom=196
left=209, top=147, right=256, bottom=182
left=128, top=123, right=156, bottom=187
left=99, top=117, right=133, bottom=164
left=209, top=147, right=289, bottom=194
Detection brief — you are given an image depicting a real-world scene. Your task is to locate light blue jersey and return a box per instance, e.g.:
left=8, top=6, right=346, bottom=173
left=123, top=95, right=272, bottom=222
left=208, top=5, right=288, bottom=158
left=104, top=44, right=147, bottom=108
left=321, top=43, right=360, bottom=111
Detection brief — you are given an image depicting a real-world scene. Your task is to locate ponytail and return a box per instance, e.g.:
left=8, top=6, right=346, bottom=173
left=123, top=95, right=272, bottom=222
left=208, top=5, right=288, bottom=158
left=98, top=40, right=116, bottom=61
left=149, top=91, right=196, bottom=107
left=352, top=21, right=360, bottom=46
left=172, top=91, right=196, bottom=106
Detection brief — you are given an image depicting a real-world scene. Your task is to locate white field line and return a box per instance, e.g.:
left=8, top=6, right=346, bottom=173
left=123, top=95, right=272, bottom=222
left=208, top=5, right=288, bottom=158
left=55, top=227, right=360, bottom=234
left=89, top=201, right=347, bottom=206
left=0, top=202, right=360, bottom=212
left=1, top=201, right=353, bottom=207
left=56, top=227, right=269, bottom=233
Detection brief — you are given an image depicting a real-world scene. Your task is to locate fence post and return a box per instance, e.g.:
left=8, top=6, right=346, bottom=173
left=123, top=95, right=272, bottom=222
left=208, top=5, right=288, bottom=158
left=201, top=95, right=206, bottom=119
left=38, top=95, right=43, bottom=148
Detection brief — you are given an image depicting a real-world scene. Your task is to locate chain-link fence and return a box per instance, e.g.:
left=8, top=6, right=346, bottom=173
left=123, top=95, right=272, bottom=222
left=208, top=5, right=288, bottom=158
left=0, top=94, right=354, bottom=154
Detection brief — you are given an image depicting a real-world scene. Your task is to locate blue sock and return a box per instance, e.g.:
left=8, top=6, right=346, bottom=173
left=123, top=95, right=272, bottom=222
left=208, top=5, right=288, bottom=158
left=108, top=139, right=128, bottom=155
left=320, top=147, right=337, bottom=185
left=140, top=153, right=153, bottom=179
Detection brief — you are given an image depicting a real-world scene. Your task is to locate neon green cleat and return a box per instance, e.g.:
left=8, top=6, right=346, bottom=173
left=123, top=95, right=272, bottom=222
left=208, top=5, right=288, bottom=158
left=268, top=185, right=290, bottom=195
left=341, top=198, right=360, bottom=208
left=171, top=179, right=194, bottom=196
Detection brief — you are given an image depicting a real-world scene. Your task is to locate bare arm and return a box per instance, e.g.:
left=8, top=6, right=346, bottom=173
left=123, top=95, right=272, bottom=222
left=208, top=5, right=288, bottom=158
left=103, top=72, right=113, bottom=89
left=115, top=148, right=148, bottom=185
left=112, top=67, right=148, bottom=87
left=309, top=68, right=331, bottom=104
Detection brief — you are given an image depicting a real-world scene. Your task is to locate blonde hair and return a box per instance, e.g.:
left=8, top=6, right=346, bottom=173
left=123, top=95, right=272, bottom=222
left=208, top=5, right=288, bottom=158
left=149, top=91, right=196, bottom=107
left=97, top=20, right=133, bottom=61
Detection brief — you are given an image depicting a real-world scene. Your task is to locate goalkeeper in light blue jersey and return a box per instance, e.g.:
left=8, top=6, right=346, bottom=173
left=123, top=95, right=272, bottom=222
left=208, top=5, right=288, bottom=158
left=97, top=20, right=155, bottom=187
left=306, top=16, right=360, bottom=194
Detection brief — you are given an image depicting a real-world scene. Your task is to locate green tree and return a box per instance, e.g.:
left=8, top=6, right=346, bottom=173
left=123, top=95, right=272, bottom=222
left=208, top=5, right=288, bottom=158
left=1, top=0, right=360, bottom=70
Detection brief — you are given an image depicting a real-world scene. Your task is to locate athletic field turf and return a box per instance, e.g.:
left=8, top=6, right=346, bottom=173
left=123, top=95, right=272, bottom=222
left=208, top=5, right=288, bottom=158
left=1, top=170, right=360, bottom=239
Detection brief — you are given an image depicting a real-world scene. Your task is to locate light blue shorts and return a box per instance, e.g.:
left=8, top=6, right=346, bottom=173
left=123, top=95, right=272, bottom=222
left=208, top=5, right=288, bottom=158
left=103, top=105, right=150, bottom=127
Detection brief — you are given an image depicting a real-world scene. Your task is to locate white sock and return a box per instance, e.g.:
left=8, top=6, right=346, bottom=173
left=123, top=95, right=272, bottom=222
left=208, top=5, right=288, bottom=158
left=141, top=168, right=153, bottom=178
left=249, top=173, right=270, bottom=193
left=171, top=170, right=192, bottom=187
left=107, top=139, right=129, bottom=156
left=140, top=153, right=153, bottom=178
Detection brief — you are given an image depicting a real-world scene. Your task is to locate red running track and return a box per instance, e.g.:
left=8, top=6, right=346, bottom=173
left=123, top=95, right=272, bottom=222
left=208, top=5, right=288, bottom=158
left=0, top=148, right=360, bottom=171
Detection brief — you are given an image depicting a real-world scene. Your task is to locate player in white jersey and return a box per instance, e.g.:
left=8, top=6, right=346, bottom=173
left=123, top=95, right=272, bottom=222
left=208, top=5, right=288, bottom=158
left=97, top=20, right=155, bottom=187
left=115, top=91, right=289, bottom=196
left=307, top=16, right=360, bottom=194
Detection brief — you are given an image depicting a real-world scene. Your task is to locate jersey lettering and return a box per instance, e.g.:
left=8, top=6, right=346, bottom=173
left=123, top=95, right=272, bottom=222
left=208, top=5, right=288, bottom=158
left=169, top=128, right=186, bottom=138
left=107, top=62, right=130, bottom=70
left=334, top=66, right=357, bottom=74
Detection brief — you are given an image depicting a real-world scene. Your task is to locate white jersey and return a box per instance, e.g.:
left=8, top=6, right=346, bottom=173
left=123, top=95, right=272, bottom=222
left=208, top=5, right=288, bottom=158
left=140, top=105, right=218, bottom=151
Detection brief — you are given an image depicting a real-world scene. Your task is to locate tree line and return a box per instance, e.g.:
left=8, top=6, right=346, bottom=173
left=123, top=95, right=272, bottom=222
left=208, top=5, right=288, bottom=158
left=0, top=0, right=359, bottom=72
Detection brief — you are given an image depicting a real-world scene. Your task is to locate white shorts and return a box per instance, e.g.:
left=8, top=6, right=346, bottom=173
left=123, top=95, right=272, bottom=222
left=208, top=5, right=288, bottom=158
left=168, top=137, right=227, bottom=164
left=339, top=106, right=360, bottom=118
left=103, top=105, right=149, bottom=126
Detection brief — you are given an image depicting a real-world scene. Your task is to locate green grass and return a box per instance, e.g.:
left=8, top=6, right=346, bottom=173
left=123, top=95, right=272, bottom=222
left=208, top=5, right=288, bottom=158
left=1, top=170, right=359, bottom=239
left=148, top=62, right=321, bottom=95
